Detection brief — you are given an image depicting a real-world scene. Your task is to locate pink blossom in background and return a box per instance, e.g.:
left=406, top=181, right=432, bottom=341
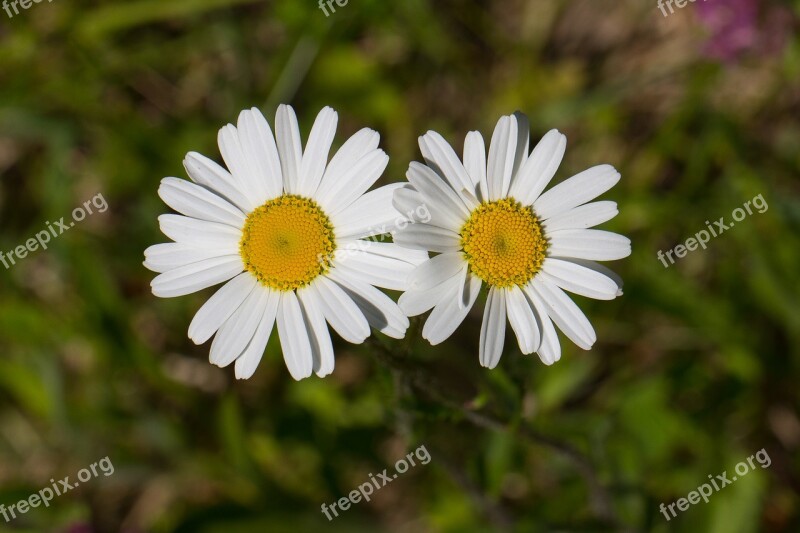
left=696, top=0, right=793, bottom=61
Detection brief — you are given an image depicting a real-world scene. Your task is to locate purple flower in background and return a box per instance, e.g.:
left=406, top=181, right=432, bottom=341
left=696, top=0, right=793, bottom=61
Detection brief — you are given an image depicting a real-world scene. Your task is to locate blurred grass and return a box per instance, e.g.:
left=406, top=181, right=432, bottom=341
left=1, top=0, right=799, bottom=531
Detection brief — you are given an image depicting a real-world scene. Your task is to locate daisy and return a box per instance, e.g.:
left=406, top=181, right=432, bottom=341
left=393, top=112, right=630, bottom=368
left=145, top=105, right=425, bottom=380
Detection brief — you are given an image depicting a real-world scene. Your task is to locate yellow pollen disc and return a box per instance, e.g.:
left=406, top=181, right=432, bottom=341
left=460, top=198, right=548, bottom=288
left=239, top=195, right=336, bottom=291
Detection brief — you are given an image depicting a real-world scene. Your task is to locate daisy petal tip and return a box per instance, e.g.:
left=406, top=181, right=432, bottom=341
left=426, top=335, right=445, bottom=346
left=150, top=283, right=164, bottom=298
left=288, top=369, right=312, bottom=382
left=234, top=366, right=257, bottom=380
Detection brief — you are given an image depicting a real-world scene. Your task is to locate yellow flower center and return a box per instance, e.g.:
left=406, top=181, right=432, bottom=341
left=460, top=198, right=547, bottom=288
left=239, top=195, right=336, bottom=291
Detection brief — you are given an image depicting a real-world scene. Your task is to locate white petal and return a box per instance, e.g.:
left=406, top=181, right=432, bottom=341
left=530, top=277, right=596, bottom=350
left=454, top=263, right=469, bottom=310
left=509, top=129, right=566, bottom=206
left=334, top=247, right=419, bottom=291
left=407, top=252, right=464, bottom=291
left=393, top=182, right=461, bottom=233
left=479, top=286, right=506, bottom=368
left=541, top=258, right=620, bottom=300
left=297, top=107, right=338, bottom=196
left=562, top=259, right=624, bottom=295
left=505, top=286, right=540, bottom=355
left=406, top=162, right=470, bottom=229
left=487, top=115, right=517, bottom=200
left=184, top=152, right=254, bottom=213
left=309, top=276, right=370, bottom=343
left=317, top=150, right=389, bottom=215
left=393, top=224, right=462, bottom=253
left=368, top=241, right=429, bottom=265
left=236, top=108, right=283, bottom=201
left=419, top=131, right=476, bottom=204
left=189, top=272, right=258, bottom=345
left=158, top=215, right=240, bottom=251
left=297, top=288, right=335, bottom=377
left=218, top=124, right=271, bottom=206
left=511, top=111, right=530, bottom=180
left=276, top=104, right=304, bottom=194
left=151, top=256, right=243, bottom=298
left=463, top=131, right=488, bottom=201
left=422, top=274, right=481, bottom=345
left=320, top=128, right=380, bottom=190
left=276, top=291, right=314, bottom=380
left=333, top=183, right=405, bottom=239
left=209, top=286, right=269, bottom=367
left=547, top=229, right=632, bottom=261
left=392, top=184, right=462, bottom=233
left=328, top=268, right=410, bottom=339
left=533, top=164, right=620, bottom=220
left=234, top=290, right=279, bottom=379
left=393, top=185, right=425, bottom=217
left=158, top=177, right=246, bottom=228
left=144, top=242, right=233, bottom=273
left=398, top=274, right=461, bottom=317
left=524, top=287, right=561, bottom=365
left=542, top=201, right=618, bottom=232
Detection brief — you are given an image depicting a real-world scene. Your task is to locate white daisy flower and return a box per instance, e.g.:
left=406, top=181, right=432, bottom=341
left=393, top=112, right=630, bottom=368
left=145, top=105, right=426, bottom=380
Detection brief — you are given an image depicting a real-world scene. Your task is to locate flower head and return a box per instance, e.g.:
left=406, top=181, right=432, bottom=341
left=145, top=105, right=425, bottom=380
left=393, top=112, right=630, bottom=368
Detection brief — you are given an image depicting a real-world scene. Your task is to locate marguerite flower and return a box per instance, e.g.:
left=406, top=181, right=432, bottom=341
left=393, top=112, right=630, bottom=368
left=145, top=105, right=425, bottom=380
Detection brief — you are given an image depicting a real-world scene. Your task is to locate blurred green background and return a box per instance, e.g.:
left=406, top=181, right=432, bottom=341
left=1, top=0, right=799, bottom=531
